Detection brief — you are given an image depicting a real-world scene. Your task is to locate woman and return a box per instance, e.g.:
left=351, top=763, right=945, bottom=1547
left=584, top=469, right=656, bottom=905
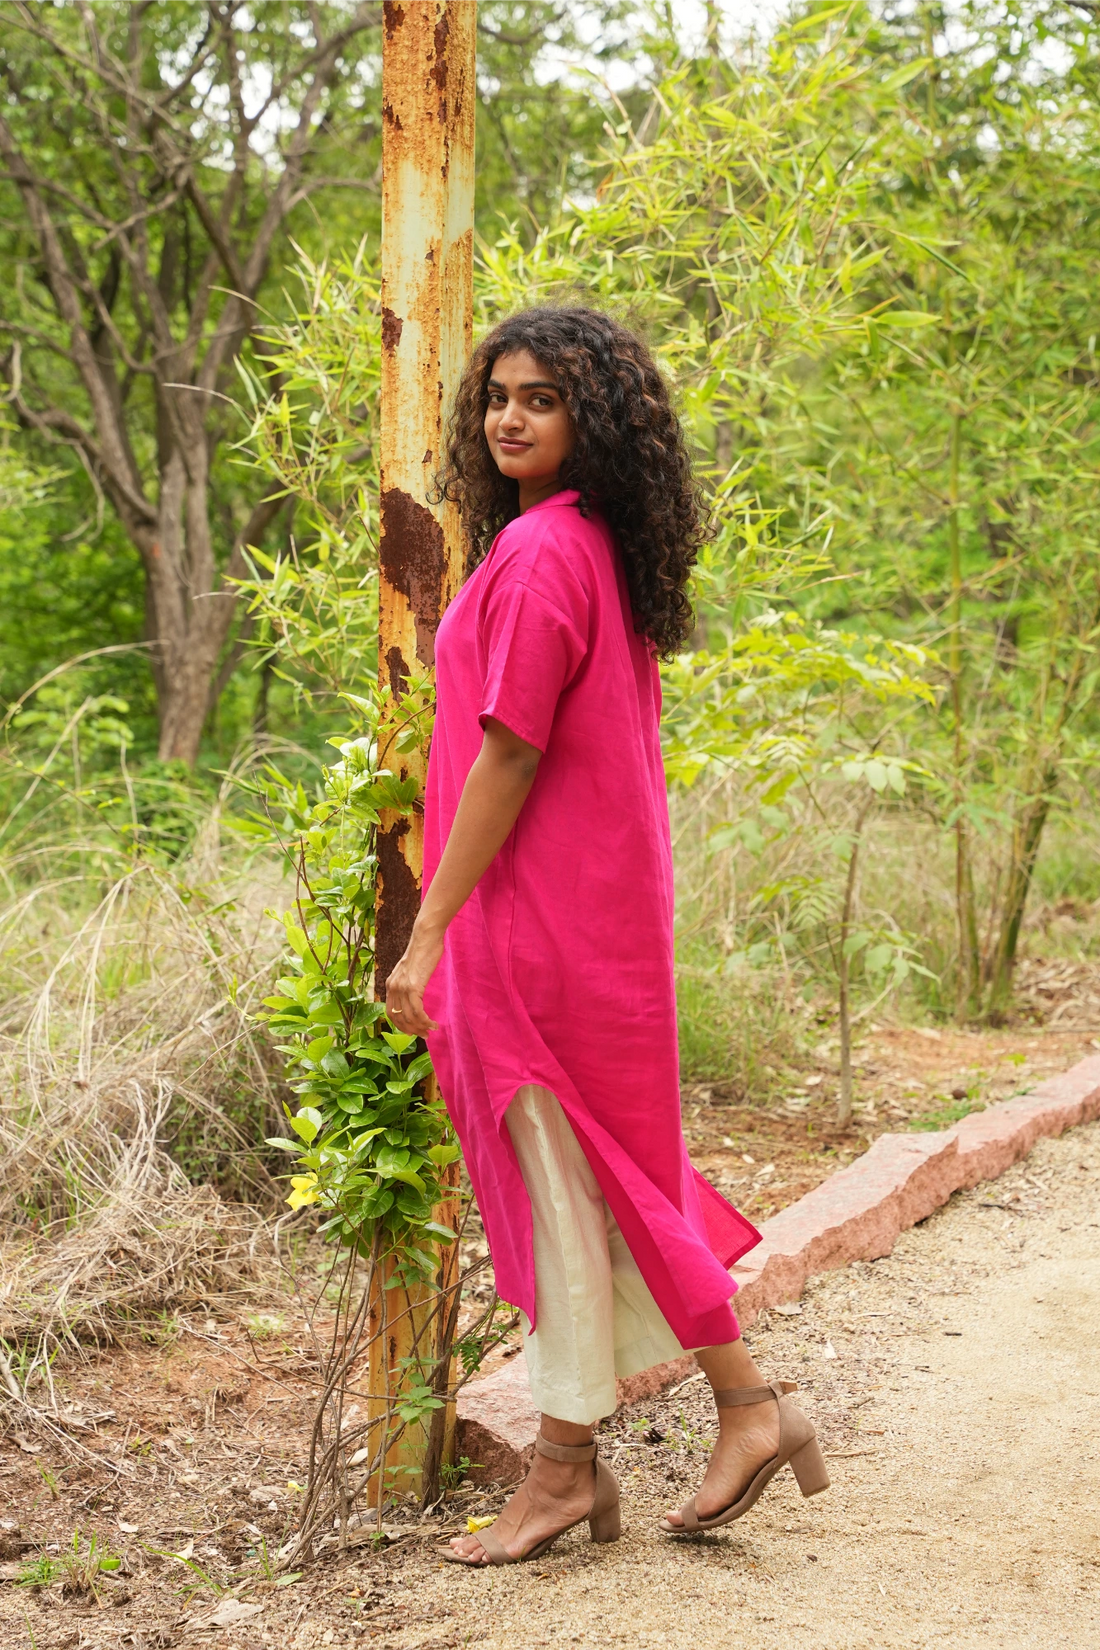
left=385, top=307, right=828, bottom=1566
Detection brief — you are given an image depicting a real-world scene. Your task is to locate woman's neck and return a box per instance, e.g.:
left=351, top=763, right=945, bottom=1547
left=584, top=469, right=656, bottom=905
left=518, top=474, right=566, bottom=513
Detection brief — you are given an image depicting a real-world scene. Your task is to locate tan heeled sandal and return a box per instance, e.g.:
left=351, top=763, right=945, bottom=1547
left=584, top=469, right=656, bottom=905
left=442, top=1433, right=621, bottom=1566
left=660, top=1379, right=830, bottom=1535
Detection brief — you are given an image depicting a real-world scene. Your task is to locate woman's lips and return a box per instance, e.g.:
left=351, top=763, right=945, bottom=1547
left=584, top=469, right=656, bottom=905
left=496, top=439, right=532, bottom=452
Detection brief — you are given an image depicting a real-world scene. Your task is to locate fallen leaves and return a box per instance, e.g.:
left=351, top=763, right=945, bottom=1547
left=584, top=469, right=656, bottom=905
left=190, top=1597, right=263, bottom=1629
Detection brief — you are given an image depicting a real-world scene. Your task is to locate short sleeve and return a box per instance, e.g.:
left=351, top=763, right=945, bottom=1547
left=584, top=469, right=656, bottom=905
left=478, top=575, right=588, bottom=752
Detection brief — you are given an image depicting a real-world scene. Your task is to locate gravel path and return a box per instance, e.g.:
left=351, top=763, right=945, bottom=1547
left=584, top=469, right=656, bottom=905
left=372, top=1119, right=1100, bottom=1650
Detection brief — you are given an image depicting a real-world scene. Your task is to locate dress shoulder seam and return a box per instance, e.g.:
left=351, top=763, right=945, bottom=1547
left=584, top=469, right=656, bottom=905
left=481, top=566, right=589, bottom=636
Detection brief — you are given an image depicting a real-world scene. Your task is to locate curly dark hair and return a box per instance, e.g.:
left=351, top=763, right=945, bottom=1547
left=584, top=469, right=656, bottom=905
left=435, top=306, right=706, bottom=657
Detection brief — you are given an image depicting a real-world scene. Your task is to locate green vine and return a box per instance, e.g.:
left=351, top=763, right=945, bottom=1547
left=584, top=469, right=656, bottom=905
left=242, top=677, right=459, bottom=1280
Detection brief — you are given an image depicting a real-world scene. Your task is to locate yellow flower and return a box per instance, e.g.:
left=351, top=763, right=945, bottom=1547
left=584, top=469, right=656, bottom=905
left=466, top=1515, right=496, bottom=1534
left=286, top=1173, right=320, bottom=1210
left=286, top=1480, right=305, bottom=1495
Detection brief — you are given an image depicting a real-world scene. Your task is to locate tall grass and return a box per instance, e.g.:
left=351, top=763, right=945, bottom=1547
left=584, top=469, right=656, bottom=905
left=671, top=772, right=1100, bottom=1088
left=0, top=748, right=291, bottom=1355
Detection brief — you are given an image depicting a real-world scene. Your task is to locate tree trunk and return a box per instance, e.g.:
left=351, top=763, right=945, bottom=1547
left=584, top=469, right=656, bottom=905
left=836, top=801, right=872, bottom=1129
left=139, top=453, right=283, bottom=765
left=955, top=818, right=982, bottom=1016
left=983, top=768, right=1058, bottom=1019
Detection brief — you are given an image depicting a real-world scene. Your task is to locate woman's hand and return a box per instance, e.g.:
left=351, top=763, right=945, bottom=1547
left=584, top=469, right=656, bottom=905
left=385, top=919, right=445, bottom=1038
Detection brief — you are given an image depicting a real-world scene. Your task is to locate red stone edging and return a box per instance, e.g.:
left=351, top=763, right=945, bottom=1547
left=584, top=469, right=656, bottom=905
left=456, top=1054, right=1100, bottom=1482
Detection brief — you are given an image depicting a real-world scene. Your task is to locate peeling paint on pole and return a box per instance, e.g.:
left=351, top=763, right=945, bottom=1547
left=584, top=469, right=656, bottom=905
left=371, top=0, right=475, bottom=1504
left=376, top=0, right=475, bottom=993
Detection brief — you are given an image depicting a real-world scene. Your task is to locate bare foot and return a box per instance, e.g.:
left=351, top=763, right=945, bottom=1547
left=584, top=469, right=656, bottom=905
left=663, top=1397, right=781, bottom=1527
left=447, top=1453, right=596, bottom=1564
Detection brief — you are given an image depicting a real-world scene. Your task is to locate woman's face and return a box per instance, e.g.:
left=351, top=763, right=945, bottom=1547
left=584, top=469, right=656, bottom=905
left=483, top=350, right=574, bottom=499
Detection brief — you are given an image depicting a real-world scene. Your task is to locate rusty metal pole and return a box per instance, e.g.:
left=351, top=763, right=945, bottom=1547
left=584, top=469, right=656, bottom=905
left=370, top=0, right=475, bottom=1502
left=375, top=1, right=474, bottom=978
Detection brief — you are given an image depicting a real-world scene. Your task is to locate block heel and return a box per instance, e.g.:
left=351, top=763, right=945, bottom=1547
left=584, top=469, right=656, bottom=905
left=588, top=1458, right=622, bottom=1543
left=790, top=1434, right=830, bottom=1497
left=660, top=1379, right=830, bottom=1535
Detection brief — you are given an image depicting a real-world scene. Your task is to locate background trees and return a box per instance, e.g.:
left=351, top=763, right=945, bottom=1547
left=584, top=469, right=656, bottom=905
left=781, top=0, right=1100, bottom=1019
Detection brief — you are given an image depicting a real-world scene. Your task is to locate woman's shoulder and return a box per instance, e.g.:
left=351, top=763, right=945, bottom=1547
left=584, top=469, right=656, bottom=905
left=489, top=495, right=613, bottom=591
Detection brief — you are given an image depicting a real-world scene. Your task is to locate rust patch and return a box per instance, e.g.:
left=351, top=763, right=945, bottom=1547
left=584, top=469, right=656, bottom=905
left=382, top=98, right=402, bottom=131
left=375, top=819, right=420, bottom=994
left=381, top=306, right=404, bottom=353
left=379, top=486, right=447, bottom=666
left=431, top=11, right=450, bottom=93
left=385, top=644, right=407, bottom=699
left=383, top=1, right=405, bottom=41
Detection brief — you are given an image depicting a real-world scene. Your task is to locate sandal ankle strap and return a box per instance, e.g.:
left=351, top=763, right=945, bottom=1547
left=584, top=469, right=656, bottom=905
left=535, top=1433, right=597, bottom=1462
left=711, top=1379, right=797, bottom=1408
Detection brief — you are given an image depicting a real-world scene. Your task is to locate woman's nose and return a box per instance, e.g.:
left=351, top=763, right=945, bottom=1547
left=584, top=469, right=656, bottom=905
left=500, top=402, right=524, bottom=430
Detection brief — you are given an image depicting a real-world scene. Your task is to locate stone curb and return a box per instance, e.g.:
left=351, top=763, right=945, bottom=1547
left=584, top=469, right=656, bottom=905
left=456, top=1054, right=1100, bottom=1483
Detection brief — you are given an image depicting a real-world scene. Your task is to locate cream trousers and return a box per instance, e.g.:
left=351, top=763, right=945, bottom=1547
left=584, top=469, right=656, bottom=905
left=505, top=1084, right=686, bottom=1425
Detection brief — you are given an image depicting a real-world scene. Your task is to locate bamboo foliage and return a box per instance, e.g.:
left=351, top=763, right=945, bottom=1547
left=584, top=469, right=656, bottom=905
left=770, top=0, right=1100, bottom=1018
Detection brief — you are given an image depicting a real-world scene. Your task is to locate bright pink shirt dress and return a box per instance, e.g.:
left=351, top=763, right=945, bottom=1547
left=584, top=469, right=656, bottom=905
left=423, top=490, right=760, bottom=1349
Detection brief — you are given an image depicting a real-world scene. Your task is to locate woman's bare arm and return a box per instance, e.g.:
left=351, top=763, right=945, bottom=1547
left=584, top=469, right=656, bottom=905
left=384, top=716, right=541, bottom=1035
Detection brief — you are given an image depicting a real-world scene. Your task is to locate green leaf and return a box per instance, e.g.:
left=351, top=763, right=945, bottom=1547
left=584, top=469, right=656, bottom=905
left=880, top=308, right=939, bottom=327
left=893, top=231, right=972, bottom=284
left=382, top=1031, right=416, bottom=1053
left=291, top=1107, right=324, bottom=1145
left=284, top=923, right=310, bottom=958
left=306, top=1001, right=345, bottom=1026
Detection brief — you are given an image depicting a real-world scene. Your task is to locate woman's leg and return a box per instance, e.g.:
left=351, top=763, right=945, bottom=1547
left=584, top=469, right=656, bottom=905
left=448, top=1088, right=616, bottom=1562
left=662, top=1338, right=781, bottom=1527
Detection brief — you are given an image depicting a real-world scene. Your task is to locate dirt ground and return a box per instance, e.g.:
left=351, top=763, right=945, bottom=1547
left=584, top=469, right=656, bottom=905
left=2, top=1034, right=1099, bottom=1649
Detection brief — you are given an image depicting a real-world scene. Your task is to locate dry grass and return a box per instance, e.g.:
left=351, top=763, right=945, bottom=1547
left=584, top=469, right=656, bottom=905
left=0, top=804, right=290, bottom=1356
left=670, top=772, right=1100, bottom=1086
